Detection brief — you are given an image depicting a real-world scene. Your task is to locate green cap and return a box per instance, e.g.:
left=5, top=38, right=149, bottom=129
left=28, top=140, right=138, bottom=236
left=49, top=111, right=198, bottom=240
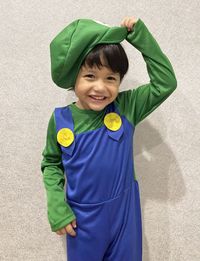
left=50, top=19, right=128, bottom=89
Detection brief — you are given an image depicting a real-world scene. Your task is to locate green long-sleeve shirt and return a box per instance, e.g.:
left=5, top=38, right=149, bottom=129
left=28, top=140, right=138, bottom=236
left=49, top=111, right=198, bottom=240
left=41, top=18, right=177, bottom=232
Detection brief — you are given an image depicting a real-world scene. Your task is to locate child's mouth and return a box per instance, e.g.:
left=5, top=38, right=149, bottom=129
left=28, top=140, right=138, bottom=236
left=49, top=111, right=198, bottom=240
left=89, top=95, right=106, bottom=101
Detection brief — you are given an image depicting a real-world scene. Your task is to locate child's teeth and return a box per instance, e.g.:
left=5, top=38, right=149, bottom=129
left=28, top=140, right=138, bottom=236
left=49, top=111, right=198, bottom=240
left=91, top=96, right=104, bottom=100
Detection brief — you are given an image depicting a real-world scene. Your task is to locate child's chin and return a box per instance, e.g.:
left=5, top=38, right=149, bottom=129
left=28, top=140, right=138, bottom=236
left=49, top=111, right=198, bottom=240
left=90, top=105, right=107, bottom=111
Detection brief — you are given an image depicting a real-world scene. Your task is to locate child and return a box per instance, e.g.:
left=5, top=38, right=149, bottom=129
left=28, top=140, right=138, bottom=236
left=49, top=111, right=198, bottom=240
left=41, top=16, right=177, bottom=261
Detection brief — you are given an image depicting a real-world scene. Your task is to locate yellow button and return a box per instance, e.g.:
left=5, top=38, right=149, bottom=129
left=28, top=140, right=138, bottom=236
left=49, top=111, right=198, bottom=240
left=104, top=113, right=122, bottom=131
left=57, top=128, right=74, bottom=147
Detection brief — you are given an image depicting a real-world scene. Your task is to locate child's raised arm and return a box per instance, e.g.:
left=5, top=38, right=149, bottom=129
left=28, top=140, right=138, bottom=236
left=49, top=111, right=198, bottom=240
left=116, top=17, right=177, bottom=126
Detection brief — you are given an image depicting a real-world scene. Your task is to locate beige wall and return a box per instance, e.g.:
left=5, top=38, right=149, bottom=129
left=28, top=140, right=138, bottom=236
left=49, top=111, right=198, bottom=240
left=0, top=0, right=200, bottom=260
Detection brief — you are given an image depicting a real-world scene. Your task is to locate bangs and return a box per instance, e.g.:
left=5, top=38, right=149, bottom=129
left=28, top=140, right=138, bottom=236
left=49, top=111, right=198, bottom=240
left=81, top=43, right=129, bottom=80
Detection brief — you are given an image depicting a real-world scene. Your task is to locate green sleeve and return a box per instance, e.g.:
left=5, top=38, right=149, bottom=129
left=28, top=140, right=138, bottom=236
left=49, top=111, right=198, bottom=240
left=41, top=112, right=76, bottom=232
left=115, top=19, right=177, bottom=126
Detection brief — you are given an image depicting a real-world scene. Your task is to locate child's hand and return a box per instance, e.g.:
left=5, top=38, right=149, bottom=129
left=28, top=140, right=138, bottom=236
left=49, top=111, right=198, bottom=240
left=120, top=16, right=138, bottom=32
left=55, top=219, right=77, bottom=237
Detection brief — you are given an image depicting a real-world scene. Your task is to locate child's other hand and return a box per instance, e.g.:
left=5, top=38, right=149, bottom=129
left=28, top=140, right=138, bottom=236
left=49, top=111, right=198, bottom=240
left=120, top=16, right=138, bottom=32
left=55, top=219, right=77, bottom=237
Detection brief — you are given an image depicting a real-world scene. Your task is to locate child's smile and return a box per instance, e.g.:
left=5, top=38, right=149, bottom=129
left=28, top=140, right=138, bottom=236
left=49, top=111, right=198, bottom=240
left=74, top=58, right=121, bottom=111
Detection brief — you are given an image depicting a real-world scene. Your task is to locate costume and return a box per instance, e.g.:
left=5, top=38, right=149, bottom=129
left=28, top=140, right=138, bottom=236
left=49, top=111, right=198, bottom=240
left=41, top=18, right=177, bottom=261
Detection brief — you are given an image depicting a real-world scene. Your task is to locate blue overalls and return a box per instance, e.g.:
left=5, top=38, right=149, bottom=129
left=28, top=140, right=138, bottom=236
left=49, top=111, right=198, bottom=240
left=54, top=102, right=142, bottom=261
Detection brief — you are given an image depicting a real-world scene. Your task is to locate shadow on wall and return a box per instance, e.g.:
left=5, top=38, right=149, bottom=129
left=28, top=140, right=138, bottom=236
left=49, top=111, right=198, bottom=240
left=134, top=118, right=185, bottom=261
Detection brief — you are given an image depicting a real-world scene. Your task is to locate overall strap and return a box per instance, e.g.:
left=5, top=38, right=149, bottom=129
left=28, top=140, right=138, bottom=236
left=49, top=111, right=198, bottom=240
left=105, top=102, right=124, bottom=142
left=54, top=106, right=75, bottom=156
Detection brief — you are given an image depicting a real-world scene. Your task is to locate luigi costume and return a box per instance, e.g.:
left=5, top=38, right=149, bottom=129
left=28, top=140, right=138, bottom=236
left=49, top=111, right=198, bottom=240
left=41, top=18, right=177, bottom=261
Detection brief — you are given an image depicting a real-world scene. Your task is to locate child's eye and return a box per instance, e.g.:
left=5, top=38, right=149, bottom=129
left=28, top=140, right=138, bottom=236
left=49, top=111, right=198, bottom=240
left=85, top=74, right=94, bottom=79
left=107, top=76, right=116, bottom=81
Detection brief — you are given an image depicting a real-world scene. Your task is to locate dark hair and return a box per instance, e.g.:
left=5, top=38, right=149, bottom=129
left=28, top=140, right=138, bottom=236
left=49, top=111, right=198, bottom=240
left=81, top=43, right=129, bottom=82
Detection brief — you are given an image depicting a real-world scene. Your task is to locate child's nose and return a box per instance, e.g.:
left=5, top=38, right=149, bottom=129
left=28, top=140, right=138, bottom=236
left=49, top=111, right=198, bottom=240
left=93, top=79, right=105, bottom=91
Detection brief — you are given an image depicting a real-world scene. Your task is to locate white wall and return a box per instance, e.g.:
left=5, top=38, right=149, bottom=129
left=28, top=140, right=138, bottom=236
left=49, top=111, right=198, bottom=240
left=0, top=0, right=200, bottom=260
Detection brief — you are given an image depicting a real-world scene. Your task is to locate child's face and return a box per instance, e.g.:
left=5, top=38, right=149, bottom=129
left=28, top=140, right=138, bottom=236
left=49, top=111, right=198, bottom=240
left=74, top=58, right=121, bottom=111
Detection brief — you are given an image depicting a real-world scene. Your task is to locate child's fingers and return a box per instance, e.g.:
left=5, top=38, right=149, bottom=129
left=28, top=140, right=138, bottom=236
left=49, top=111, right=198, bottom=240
left=124, top=17, right=133, bottom=28
left=120, top=16, right=138, bottom=31
left=65, top=223, right=76, bottom=237
left=71, top=219, right=77, bottom=229
left=55, top=230, right=62, bottom=235
left=120, top=17, right=129, bottom=27
left=55, top=228, right=66, bottom=235
left=55, top=219, right=77, bottom=236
